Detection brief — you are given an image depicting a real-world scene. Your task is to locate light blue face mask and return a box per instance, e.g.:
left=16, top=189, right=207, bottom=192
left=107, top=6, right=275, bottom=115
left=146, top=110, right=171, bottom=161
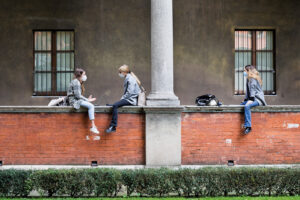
left=243, top=71, right=248, bottom=77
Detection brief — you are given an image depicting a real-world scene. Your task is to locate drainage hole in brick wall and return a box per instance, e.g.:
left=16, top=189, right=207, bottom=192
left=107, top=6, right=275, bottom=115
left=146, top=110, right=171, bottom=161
left=91, top=161, right=98, bottom=167
left=227, top=160, right=234, bottom=166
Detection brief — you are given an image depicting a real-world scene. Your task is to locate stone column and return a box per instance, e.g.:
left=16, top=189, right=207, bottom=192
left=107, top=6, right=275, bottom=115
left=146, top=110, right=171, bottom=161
left=145, top=0, right=182, bottom=167
left=146, top=0, right=180, bottom=106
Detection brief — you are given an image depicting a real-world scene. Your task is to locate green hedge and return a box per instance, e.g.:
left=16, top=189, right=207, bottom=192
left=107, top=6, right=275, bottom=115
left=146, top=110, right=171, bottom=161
left=0, top=167, right=299, bottom=197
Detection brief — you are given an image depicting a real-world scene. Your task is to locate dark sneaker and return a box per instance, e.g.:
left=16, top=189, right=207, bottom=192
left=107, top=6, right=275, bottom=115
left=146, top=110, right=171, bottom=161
left=106, top=126, right=116, bottom=133
left=244, top=127, right=252, bottom=135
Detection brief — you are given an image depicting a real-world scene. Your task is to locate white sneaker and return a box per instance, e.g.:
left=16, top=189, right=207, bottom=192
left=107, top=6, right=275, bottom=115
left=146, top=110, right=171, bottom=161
left=90, top=127, right=100, bottom=134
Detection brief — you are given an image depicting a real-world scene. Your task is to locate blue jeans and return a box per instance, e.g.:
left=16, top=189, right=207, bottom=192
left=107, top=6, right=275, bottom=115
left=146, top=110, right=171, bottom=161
left=80, top=101, right=95, bottom=120
left=240, top=100, right=259, bottom=128
left=110, top=99, right=132, bottom=127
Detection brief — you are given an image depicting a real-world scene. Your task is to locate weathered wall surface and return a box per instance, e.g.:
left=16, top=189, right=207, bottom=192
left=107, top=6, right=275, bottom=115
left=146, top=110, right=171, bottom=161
left=0, top=0, right=299, bottom=105
left=173, top=0, right=300, bottom=105
left=182, top=112, right=300, bottom=165
left=0, top=0, right=151, bottom=105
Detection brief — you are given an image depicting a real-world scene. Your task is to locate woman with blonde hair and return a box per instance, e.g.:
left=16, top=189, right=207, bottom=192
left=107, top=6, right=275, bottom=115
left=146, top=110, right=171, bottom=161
left=106, top=64, right=141, bottom=133
left=67, top=68, right=99, bottom=134
left=241, top=65, right=267, bottom=135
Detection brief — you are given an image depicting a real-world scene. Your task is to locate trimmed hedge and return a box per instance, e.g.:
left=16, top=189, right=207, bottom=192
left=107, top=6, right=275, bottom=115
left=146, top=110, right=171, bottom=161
left=0, top=167, right=299, bottom=197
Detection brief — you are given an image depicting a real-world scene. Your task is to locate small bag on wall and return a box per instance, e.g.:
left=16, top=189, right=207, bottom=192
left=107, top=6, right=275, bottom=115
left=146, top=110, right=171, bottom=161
left=195, top=94, right=221, bottom=106
left=48, top=97, right=68, bottom=106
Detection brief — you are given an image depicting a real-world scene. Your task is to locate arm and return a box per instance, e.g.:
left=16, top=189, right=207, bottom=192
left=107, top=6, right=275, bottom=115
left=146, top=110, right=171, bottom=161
left=248, top=79, right=256, bottom=101
left=121, top=81, right=135, bottom=100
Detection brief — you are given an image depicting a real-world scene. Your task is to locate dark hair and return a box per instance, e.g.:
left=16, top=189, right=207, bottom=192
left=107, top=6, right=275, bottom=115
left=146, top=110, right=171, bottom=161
left=74, top=68, right=85, bottom=94
left=244, top=65, right=255, bottom=71
left=74, top=68, right=85, bottom=79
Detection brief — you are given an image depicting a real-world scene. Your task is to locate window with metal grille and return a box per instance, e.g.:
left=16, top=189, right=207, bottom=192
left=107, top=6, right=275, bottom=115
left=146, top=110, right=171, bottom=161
left=33, top=30, right=75, bottom=96
left=235, top=30, right=276, bottom=95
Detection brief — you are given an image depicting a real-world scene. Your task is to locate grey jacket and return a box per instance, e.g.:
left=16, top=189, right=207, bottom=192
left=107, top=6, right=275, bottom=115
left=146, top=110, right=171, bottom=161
left=245, top=78, right=267, bottom=106
left=67, top=79, right=88, bottom=109
left=121, top=73, right=141, bottom=105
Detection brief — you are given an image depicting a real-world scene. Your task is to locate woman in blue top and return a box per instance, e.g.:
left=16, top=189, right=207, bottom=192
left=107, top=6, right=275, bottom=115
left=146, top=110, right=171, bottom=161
left=106, top=65, right=141, bottom=133
left=241, top=65, right=267, bottom=135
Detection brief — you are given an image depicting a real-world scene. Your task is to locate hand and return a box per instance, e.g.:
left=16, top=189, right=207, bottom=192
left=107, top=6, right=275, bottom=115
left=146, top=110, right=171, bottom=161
left=88, top=95, right=96, bottom=102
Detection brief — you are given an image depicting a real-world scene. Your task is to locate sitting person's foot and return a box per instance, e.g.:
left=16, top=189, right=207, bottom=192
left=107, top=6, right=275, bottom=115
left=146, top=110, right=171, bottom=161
left=244, top=127, right=252, bottom=135
left=106, top=104, right=113, bottom=106
left=90, top=126, right=100, bottom=134
left=106, top=126, right=116, bottom=133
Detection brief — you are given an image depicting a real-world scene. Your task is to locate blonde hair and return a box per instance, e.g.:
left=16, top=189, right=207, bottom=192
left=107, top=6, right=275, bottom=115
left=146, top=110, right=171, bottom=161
left=245, top=65, right=262, bottom=86
left=119, top=64, right=141, bottom=86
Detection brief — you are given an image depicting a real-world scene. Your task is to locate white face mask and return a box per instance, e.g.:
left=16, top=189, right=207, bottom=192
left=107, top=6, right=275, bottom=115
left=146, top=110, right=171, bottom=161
left=119, top=73, right=125, bottom=78
left=82, top=75, right=87, bottom=82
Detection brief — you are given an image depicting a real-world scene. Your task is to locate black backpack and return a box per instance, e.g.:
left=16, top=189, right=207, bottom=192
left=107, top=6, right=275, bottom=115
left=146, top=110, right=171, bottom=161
left=195, top=94, right=221, bottom=106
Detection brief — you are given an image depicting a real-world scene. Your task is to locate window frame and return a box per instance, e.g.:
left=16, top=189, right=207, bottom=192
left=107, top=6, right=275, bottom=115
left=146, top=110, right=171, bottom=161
left=32, top=30, right=75, bottom=96
left=234, top=29, right=276, bottom=95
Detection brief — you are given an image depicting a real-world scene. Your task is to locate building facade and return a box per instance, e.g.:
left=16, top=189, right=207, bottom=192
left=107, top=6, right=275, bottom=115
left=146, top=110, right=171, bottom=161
left=0, top=0, right=299, bottom=167
left=0, top=0, right=299, bottom=105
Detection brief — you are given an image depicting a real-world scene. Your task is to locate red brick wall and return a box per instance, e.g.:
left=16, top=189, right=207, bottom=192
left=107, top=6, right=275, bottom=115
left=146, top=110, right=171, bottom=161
left=0, top=113, right=145, bottom=165
left=182, top=112, right=300, bottom=165
left=1, top=112, right=299, bottom=165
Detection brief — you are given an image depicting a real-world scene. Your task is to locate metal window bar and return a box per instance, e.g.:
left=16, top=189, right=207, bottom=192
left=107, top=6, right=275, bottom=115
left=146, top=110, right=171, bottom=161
left=65, top=31, right=66, bottom=91
left=237, top=32, right=240, bottom=94
left=273, top=31, right=276, bottom=95
left=266, top=31, right=268, bottom=93
left=46, top=32, right=48, bottom=93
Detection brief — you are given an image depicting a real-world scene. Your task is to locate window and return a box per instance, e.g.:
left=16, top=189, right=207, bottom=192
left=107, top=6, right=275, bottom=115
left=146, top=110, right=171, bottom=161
left=33, top=30, right=75, bottom=96
left=235, top=30, right=276, bottom=95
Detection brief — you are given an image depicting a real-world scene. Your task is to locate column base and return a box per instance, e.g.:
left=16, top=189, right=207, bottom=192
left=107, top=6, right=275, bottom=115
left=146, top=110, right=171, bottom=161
left=144, top=107, right=182, bottom=166
left=146, top=93, right=180, bottom=106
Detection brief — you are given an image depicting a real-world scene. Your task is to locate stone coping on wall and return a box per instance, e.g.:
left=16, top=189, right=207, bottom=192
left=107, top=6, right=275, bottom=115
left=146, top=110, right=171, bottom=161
left=0, top=105, right=299, bottom=113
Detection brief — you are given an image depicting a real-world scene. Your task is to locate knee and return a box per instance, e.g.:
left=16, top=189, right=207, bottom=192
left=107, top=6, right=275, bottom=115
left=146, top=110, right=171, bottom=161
left=89, top=104, right=94, bottom=110
left=244, top=105, right=250, bottom=110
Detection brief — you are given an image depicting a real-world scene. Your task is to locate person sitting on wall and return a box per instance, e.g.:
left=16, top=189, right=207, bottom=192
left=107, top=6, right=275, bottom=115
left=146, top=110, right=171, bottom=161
left=67, top=68, right=100, bottom=134
left=241, top=65, right=267, bottom=135
left=106, top=64, right=141, bottom=133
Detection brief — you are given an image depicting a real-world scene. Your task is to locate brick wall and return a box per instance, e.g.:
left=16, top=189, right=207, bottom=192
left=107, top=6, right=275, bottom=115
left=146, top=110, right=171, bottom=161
left=182, top=112, right=300, bottom=165
left=0, top=113, right=145, bottom=165
left=0, top=111, right=299, bottom=165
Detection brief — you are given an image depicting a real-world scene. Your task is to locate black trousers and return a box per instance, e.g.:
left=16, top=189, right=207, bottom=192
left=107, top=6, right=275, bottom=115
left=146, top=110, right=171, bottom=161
left=110, top=99, right=132, bottom=127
